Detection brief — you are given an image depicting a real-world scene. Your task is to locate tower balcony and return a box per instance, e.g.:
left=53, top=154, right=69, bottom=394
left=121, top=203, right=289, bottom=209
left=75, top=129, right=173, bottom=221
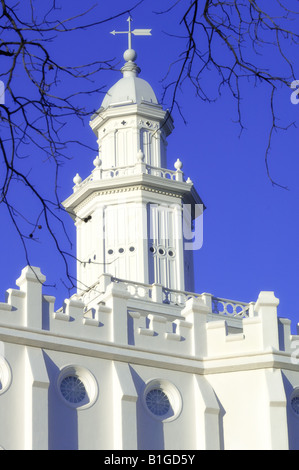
left=72, top=160, right=186, bottom=192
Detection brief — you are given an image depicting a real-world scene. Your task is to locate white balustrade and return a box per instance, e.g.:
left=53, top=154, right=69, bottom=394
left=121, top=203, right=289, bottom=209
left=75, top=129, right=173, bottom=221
left=78, top=275, right=250, bottom=320
left=211, top=297, right=250, bottom=318
left=74, top=162, right=184, bottom=191
left=162, top=288, right=201, bottom=307
left=111, top=277, right=152, bottom=301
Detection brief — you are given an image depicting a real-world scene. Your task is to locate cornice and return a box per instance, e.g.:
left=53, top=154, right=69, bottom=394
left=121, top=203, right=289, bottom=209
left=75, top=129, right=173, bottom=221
left=0, top=323, right=297, bottom=376
left=62, top=173, right=204, bottom=214
left=71, top=184, right=184, bottom=214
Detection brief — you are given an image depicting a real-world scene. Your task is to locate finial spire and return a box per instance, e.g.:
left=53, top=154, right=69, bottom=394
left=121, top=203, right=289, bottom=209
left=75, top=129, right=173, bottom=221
left=110, top=16, right=152, bottom=76
left=110, top=16, right=152, bottom=51
left=128, top=16, right=133, bottom=50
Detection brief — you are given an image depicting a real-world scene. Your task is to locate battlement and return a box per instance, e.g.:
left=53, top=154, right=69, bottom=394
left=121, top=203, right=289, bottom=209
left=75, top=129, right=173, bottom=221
left=0, top=266, right=297, bottom=365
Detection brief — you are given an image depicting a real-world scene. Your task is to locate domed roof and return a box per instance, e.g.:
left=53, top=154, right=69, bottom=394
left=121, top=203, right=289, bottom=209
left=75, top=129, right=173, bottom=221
left=100, top=48, right=159, bottom=109
left=101, top=76, right=158, bottom=109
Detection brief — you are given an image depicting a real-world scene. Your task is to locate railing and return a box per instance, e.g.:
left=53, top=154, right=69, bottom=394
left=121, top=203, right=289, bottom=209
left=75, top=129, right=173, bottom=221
left=78, top=275, right=252, bottom=319
left=111, top=277, right=153, bottom=301
left=73, top=162, right=185, bottom=191
left=102, top=165, right=138, bottom=179
left=212, top=296, right=250, bottom=318
left=162, top=289, right=251, bottom=318
left=162, top=287, right=201, bottom=307
left=148, top=166, right=179, bottom=181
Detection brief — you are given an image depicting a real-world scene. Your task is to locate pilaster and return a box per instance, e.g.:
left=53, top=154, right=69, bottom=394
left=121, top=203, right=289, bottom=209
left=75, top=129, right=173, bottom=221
left=16, top=266, right=46, bottom=329
left=255, top=291, right=280, bottom=350
left=24, top=347, right=49, bottom=450
left=182, top=297, right=210, bottom=357
left=100, top=282, right=131, bottom=344
left=193, top=375, right=221, bottom=450
left=112, top=362, right=138, bottom=450
left=263, top=369, right=289, bottom=450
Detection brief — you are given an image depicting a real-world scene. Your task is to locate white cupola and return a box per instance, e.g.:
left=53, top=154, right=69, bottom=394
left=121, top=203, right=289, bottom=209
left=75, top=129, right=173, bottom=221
left=101, top=49, right=158, bottom=108
left=62, top=21, right=204, bottom=299
left=90, top=46, right=173, bottom=171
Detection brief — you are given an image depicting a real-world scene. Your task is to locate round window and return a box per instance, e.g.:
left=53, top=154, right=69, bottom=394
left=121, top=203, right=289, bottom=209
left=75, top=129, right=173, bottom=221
left=143, top=379, right=182, bottom=422
left=57, top=366, right=98, bottom=410
left=0, top=357, right=12, bottom=395
left=291, top=389, right=299, bottom=417
left=146, top=388, right=171, bottom=417
left=60, top=376, right=86, bottom=404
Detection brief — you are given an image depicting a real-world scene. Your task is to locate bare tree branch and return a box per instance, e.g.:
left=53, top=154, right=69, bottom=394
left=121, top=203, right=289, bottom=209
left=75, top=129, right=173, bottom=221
left=1, top=0, right=298, bottom=295
left=158, top=0, right=299, bottom=188
left=0, top=0, right=145, bottom=291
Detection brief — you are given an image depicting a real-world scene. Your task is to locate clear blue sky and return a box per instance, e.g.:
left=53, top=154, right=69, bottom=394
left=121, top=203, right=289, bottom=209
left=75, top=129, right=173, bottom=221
left=1, top=0, right=299, bottom=331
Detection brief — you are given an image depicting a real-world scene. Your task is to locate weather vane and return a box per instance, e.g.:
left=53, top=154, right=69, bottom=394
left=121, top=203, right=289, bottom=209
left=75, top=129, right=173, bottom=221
left=110, top=16, right=151, bottom=50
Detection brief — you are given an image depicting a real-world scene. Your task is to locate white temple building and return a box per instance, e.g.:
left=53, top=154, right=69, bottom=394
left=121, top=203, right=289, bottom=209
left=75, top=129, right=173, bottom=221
left=0, top=22, right=299, bottom=450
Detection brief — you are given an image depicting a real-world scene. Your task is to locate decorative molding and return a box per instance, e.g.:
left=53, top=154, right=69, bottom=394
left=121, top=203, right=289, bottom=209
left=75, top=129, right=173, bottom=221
left=74, top=184, right=182, bottom=213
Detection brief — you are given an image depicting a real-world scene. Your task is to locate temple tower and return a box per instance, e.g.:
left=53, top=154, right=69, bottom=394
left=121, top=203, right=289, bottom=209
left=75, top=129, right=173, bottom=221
left=62, top=20, right=204, bottom=296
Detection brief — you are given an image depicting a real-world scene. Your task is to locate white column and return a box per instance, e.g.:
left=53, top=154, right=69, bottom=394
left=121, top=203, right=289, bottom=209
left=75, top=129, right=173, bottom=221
left=112, top=362, right=138, bottom=450
left=182, top=297, right=209, bottom=357
left=193, top=375, right=221, bottom=450
left=173, top=203, right=185, bottom=291
left=75, top=219, right=84, bottom=293
left=16, top=266, right=46, bottom=329
left=263, top=369, right=289, bottom=450
left=255, top=291, right=280, bottom=350
left=101, top=282, right=130, bottom=344
left=24, top=347, right=49, bottom=450
left=93, top=204, right=105, bottom=280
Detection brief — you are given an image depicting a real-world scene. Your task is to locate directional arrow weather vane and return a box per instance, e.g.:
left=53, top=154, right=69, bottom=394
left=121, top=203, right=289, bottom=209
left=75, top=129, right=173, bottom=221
left=110, top=16, right=152, bottom=50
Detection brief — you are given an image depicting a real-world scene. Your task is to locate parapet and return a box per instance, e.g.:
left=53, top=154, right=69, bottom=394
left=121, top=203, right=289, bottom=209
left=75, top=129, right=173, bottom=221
left=0, top=267, right=298, bottom=367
